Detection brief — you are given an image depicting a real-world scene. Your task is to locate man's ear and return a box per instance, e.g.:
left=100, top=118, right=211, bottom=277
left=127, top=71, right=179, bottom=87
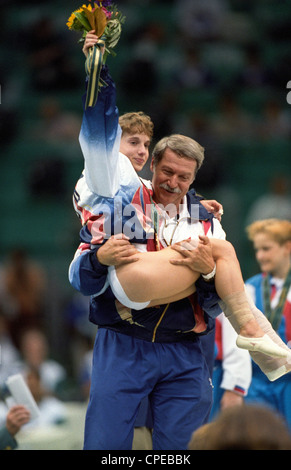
left=150, top=157, right=154, bottom=172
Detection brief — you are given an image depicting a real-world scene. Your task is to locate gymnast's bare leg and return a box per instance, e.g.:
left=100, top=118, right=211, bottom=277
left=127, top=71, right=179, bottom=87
left=112, top=238, right=290, bottom=364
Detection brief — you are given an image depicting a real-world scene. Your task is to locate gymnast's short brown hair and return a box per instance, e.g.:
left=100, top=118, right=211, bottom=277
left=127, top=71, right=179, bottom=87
left=119, top=112, right=154, bottom=140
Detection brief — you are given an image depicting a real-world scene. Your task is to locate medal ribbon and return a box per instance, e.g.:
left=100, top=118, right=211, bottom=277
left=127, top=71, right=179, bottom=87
left=85, top=40, right=106, bottom=109
left=263, top=267, right=291, bottom=331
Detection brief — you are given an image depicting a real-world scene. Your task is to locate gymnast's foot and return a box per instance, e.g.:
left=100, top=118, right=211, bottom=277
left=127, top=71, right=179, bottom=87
left=236, top=334, right=289, bottom=358
left=236, top=319, right=288, bottom=358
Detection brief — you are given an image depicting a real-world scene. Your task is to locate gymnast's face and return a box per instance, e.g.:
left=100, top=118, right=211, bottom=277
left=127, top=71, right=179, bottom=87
left=119, top=132, right=151, bottom=172
left=150, top=148, right=196, bottom=210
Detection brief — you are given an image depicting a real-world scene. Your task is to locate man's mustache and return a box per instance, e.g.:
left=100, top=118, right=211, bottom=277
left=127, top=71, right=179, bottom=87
left=159, top=183, right=181, bottom=194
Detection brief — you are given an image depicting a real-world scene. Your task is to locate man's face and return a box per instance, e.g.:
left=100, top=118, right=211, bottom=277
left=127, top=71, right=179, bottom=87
left=119, top=132, right=151, bottom=172
left=150, top=148, right=197, bottom=210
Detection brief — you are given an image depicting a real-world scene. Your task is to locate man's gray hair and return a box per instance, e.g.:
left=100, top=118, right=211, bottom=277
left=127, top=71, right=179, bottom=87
left=152, top=134, right=205, bottom=175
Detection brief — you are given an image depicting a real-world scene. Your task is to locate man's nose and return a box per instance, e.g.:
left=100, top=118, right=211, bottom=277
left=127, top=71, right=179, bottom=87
left=167, top=174, right=178, bottom=187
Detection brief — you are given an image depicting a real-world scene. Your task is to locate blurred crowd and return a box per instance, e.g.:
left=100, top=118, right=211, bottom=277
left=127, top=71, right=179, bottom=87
left=0, top=248, right=95, bottom=449
left=1, top=1, right=290, bottom=242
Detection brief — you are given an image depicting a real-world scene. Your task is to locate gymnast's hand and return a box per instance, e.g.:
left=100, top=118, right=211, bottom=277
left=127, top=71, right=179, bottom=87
left=97, top=234, right=140, bottom=267
left=82, top=30, right=105, bottom=58
left=170, top=235, right=215, bottom=275
left=200, top=199, right=223, bottom=221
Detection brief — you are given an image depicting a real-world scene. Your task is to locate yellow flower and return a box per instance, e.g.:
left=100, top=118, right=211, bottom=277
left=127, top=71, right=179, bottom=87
left=66, top=12, right=76, bottom=29
left=82, top=4, right=92, bottom=12
left=67, top=5, right=93, bottom=31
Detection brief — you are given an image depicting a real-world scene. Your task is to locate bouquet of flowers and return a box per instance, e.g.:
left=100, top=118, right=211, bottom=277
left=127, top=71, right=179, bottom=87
left=67, top=1, right=125, bottom=108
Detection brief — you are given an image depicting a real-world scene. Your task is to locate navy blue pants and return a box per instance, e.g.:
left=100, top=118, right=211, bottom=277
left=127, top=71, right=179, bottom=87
left=84, top=328, right=213, bottom=450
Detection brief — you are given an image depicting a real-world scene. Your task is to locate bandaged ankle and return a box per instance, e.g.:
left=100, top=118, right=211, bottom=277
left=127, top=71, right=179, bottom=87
left=219, top=291, right=254, bottom=331
left=219, top=291, right=254, bottom=333
left=108, top=266, right=150, bottom=311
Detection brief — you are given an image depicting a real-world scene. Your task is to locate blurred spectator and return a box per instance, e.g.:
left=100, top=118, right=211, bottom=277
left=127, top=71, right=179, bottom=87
left=0, top=405, right=30, bottom=450
left=1, top=249, right=47, bottom=347
left=189, top=404, right=291, bottom=450
left=131, top=22, right=166, bottom=63
left=172, top=47, right=215, bottom=89
left=0, top=368, right=68, bottom=434
left=257, top=99, right=291, bottom=140
left=18, top=328, right=67, bottom=396
left=178, top=112, right=225, bottom=191
left=30, top=98, right=81, bottom=144
left=210, top=93, right=254, bottom=142
left=246, top=175, right=291, bottom=225
left=236, top=44, right=272, bottom=89
left=24, top=367, right=67, bottom=428
left=0, top=311, right=20, bottom=384
left=21, top=16, right=80, bottom=91
left=175, top=0, right=229, bottom=43
left=120, top=22, right=164, bottom=97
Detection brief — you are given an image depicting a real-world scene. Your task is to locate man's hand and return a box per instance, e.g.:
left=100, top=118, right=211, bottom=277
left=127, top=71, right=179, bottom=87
left=201, top=199, right=223, bottom=221
left=6, top=405, right=30, bottom=436
left=82, top=30, right=104, bottom=57
left=170, top=235, right=215, bottom=275
left=97, top=234, right=140, bottom=267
